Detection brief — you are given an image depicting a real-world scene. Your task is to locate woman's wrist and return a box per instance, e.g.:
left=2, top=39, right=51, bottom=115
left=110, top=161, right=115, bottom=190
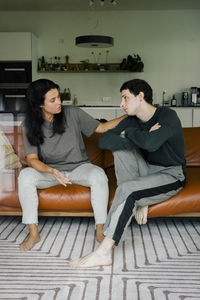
left=48, top=166, right=55, bottom=175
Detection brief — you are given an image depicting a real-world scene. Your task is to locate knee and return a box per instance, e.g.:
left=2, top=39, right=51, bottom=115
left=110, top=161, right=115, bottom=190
left=116, top=182, right=135, bottom=200
left=18, top=167, right=37, bottom=186
left=116, top=182, right=129, bottom=194
left=88, top=166, right=108, bottom=186
left=113, top=150, right=124, bottom=159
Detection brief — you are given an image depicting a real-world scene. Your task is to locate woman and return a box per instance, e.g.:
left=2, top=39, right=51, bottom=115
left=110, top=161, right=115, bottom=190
left=18, top=79, right=126, bottom=251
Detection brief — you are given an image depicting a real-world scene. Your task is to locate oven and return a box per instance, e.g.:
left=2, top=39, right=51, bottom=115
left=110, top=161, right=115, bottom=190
left=0, top=61, right=32, bottom=83
left=0, top=61, right=32, bottom=114
left=0, top=85, right=28, bottom=113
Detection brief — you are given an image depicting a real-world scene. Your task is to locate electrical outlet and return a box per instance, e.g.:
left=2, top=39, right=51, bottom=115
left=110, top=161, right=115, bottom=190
left=102, top=96, right=112, bottom=102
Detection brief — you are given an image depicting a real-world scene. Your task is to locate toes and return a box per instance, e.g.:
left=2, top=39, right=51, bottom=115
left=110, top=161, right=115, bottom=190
left=135, top=212, right=142, bottom=225
left=142, top=216, right=148, bottom=225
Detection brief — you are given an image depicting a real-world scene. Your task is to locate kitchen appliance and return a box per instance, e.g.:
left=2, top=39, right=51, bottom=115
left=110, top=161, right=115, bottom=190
left=0, top=61, right=31, bottom=83
left=0, top=61, right=32, bottom=113
left=191, top=87, right=198, bottom=106
left=0, top=85, right=28, bottom=113
left=197, top=88, right=200, bottom=105
left=182, top=91, right=189, bottom=106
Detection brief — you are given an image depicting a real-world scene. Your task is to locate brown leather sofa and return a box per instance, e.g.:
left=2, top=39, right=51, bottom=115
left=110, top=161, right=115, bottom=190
left=0, top=123, right=200, bottom=218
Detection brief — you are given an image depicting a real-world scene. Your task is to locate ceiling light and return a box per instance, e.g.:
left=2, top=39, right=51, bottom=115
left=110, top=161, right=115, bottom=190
left=75, top=35, right=114, bottom=48
left=89, top=0, right=94, bottom=6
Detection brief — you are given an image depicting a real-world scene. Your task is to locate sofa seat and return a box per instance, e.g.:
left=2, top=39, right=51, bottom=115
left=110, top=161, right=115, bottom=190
left=0, top=122, right=200, bottom=218
left=148, top=167, right=200, bottom=217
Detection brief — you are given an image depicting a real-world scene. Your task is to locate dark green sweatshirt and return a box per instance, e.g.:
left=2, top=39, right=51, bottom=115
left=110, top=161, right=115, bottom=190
left=99, top=106, right=186, bottom=167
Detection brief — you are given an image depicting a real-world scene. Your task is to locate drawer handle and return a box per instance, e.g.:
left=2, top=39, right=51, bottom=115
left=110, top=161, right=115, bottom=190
left=4, top=68, right=26, bottom=71
left=5, top=95, right=26, bottom=98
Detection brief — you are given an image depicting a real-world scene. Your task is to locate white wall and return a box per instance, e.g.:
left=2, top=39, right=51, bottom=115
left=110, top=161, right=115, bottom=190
left=0, top=10, right=200, bottom=106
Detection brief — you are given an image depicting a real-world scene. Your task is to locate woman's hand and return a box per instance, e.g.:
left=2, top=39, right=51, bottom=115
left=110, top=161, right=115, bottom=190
left=51, top=169, right=72, bottom=187
left=149, top=122, right=161, bottom=132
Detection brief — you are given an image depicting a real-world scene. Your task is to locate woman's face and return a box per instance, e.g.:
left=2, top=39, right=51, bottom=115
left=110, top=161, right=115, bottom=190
left=40, top=88, right=62, bottom=119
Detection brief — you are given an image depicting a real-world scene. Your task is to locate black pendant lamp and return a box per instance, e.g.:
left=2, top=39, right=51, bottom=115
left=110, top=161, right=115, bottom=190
left=75, top=35, right=114, bottom=48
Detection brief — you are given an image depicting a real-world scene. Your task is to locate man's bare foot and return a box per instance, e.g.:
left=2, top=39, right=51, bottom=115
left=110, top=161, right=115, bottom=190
left=20, top=233, right=40, bottom=251
left=69, top=250, right=112, bottom=269
left=96, top=224, right=104, bottom=243
left=135, top=205, right=148, bottom=225
left=69, top=237, right=114, bottom=269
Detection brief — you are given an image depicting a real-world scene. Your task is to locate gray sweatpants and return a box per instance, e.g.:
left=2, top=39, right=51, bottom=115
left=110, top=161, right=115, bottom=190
left=103, top=150, right=186, bottom=245
left=18, top=163, right=109, bottom=225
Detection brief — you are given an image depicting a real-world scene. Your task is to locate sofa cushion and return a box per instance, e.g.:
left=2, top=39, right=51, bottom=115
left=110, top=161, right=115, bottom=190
left=38, top=184, right=93, bottom=212
left=148, top=167, right=200, bottom=217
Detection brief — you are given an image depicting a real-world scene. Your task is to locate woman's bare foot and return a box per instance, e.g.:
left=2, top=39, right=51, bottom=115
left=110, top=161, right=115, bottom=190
left=20, top=234, right=40, bottom=251
left=69, top=237, right=114, bottom=269
left=96, top=224, right=104, bottom=243
left=20, top=224, right=40, bottom=251
left=135, top=206, right=148, bottom=225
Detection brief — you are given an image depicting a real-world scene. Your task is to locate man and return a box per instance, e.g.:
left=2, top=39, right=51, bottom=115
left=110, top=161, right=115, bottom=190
left=69, top=79, right=186, bottom=268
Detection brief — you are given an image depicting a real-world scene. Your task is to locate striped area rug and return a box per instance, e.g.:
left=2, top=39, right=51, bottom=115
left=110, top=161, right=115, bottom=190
left=0, top=216, right=200, bottom=300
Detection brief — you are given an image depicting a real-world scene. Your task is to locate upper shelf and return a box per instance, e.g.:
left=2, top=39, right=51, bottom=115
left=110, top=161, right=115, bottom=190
left=38, top=63, right=143, bottom=73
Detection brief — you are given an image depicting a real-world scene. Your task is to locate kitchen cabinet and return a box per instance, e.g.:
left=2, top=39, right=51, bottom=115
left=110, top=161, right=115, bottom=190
left=81, top=106, right=199, bottom=128
left=81, top=107, right=126, bottom=120
left=170, top=107, right=193, bottom=127
left=81, top=107, right=116, bottom=120
left=0, top=32, right=36, bottom=61
left=0, top=32, right=37, bottom=80
left=115, top=107, right=125, bottom=118
left=192, top=108, right=200, bottom=127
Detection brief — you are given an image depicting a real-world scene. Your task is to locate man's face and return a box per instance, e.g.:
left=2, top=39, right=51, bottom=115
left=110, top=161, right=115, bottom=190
left=120, top=89, right=141, bottom=116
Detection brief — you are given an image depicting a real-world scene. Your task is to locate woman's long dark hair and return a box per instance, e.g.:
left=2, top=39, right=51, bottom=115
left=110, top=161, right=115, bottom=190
left=25, top=79, right=66, bottom=145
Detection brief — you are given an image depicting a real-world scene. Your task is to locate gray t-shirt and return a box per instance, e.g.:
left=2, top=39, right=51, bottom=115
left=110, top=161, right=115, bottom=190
left=22, top=106, right=99, bottom=171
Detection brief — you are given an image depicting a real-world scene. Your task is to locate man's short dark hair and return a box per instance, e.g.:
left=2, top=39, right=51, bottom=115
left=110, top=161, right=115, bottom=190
left=120, top=79, right=153, bottom=104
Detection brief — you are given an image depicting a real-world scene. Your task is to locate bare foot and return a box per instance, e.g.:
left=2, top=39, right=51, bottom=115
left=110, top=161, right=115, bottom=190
left=135, top=206, right=148, bottom=225
left=20, top=234, right=40, bottom=251
left=69, top=250, right=112, bottom=269
left=69, top=248, right=112, bottom=269
left=96, top=224, right=104, bottom=243
left=69, top=237, right=114, bottom=269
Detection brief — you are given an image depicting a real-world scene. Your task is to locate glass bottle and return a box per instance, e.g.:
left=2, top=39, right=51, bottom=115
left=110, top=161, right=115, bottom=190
left=49, top=57, right=53, bottom=70
left=162, top=90, right=169, bottom=106
left=38, top=58, right=42, bottom=70
left=171, top=95, right=177, bottom=107
left=73, top=94, right=78, bottom=106
left=53, top=56, right=57, bottom=70
left=41, top=56, right=45, bottom=71
left=57, top=56, right=61, bottom=70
